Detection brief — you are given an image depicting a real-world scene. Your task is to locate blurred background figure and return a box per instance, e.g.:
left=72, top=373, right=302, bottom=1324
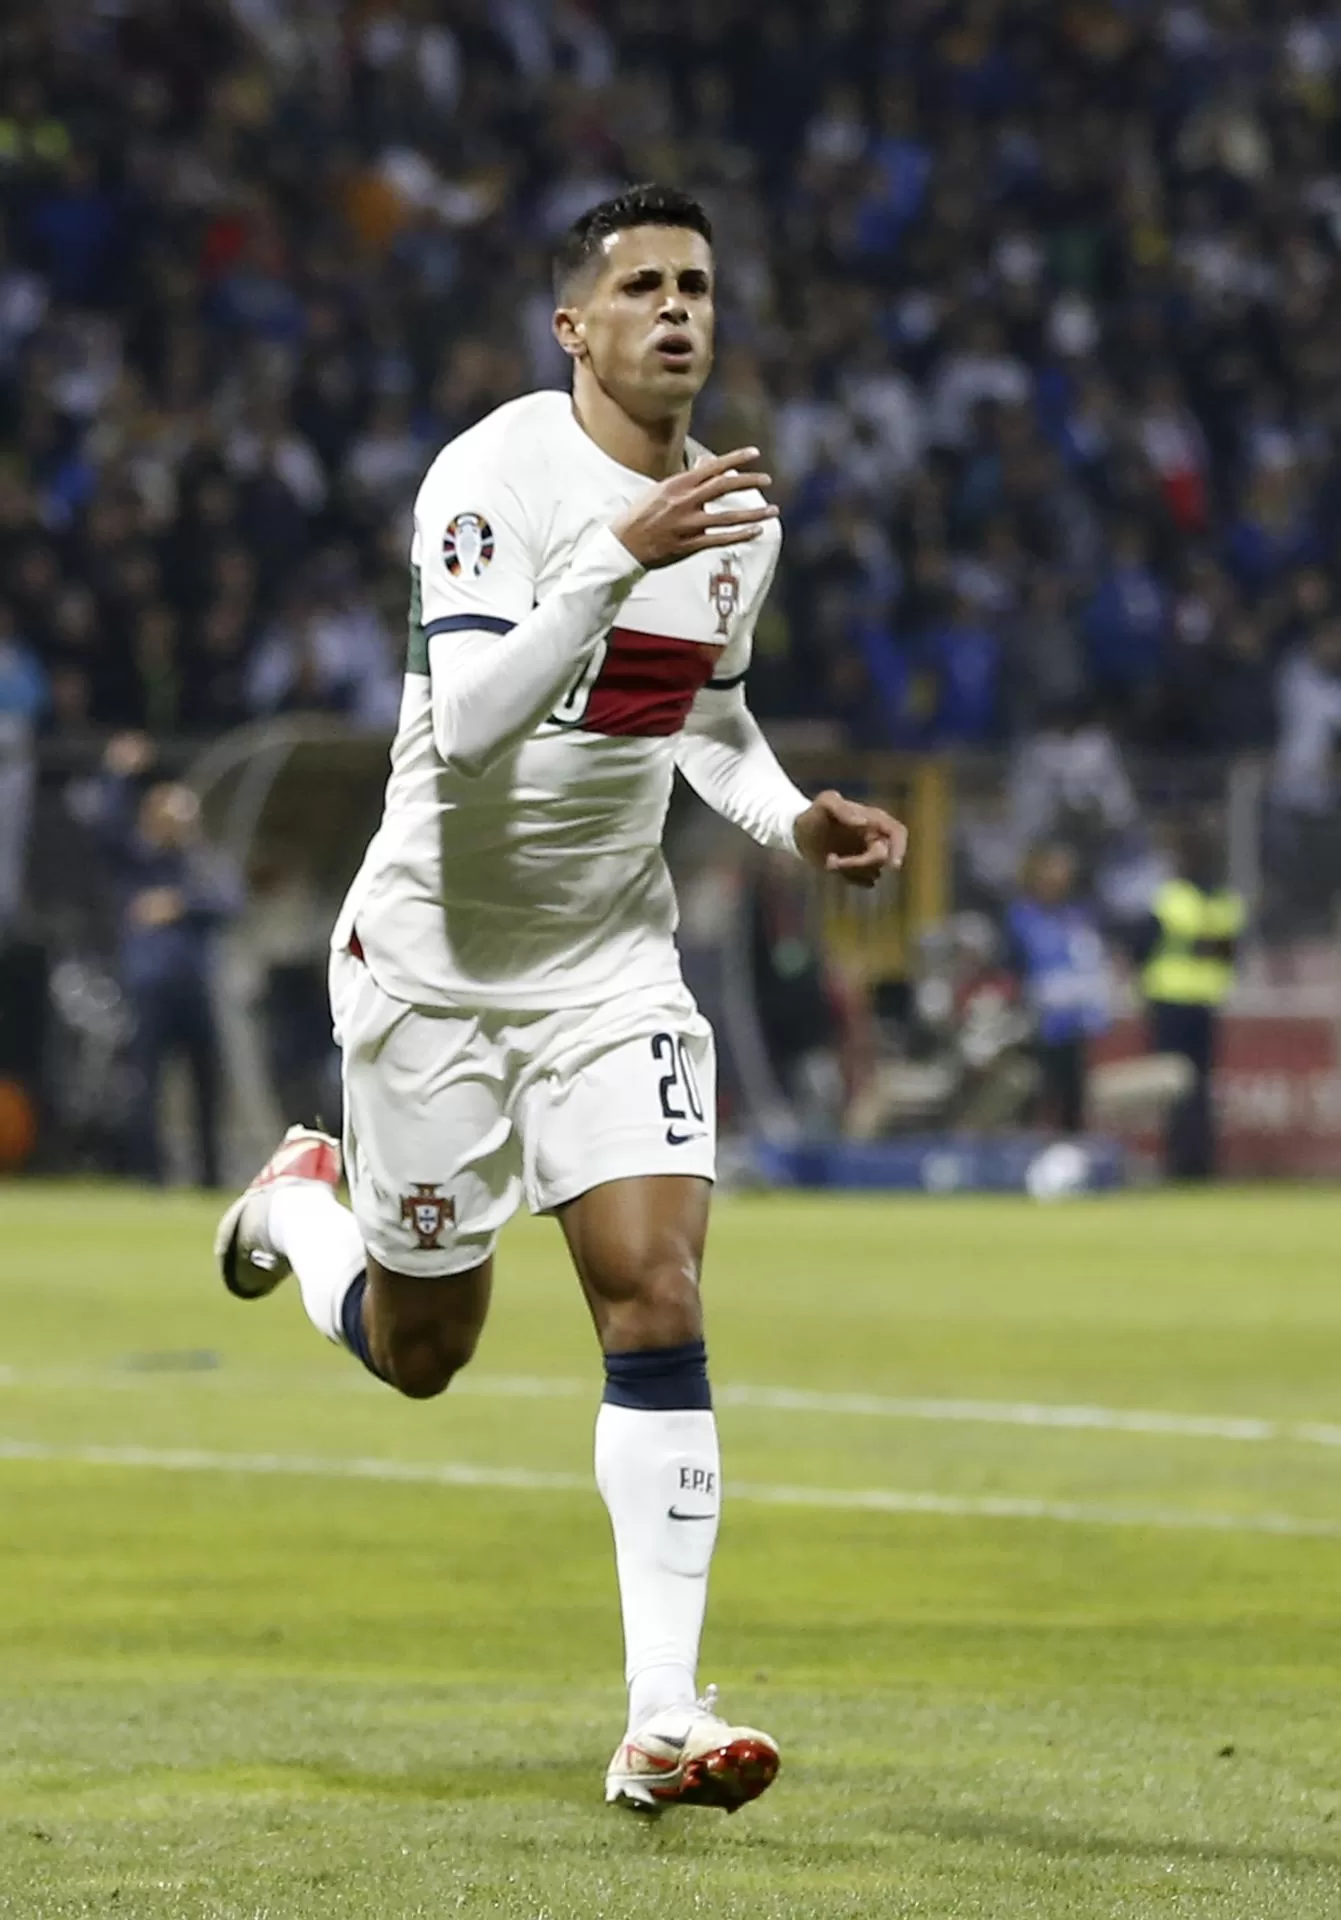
left=1005, top=844, right=1112, bottom=1138
left=0, top=598, right=46, bottom=936
left=1268, top=617, right=1341, bottom=934
left=745, top=849, right=855, bottom=1137
left=0, top=600, right=48, bottom=1171
left=1133, top=820, right=1245, bottom=1182
left=89, top=733, right=240, bottom=1187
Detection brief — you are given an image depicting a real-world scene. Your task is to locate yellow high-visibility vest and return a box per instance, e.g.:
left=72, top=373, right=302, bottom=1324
left=1142, top=879, right=1244, bottom=1006
left=0, top=119, right=71, bottom=166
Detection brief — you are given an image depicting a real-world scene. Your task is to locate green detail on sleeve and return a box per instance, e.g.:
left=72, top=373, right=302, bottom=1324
left=406, top=563, right=428, bottom=675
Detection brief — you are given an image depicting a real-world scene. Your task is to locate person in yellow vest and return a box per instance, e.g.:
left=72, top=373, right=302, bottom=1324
left=1136, top=822, right=1245, bottom=1180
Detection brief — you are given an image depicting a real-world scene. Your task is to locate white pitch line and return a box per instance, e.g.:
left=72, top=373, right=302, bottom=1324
left=0, top=1436, right=1338, bottom=1542
left=3, top=1363, right=1341, bottom=1452
left=719, top=1384, right=1341, bottom=1449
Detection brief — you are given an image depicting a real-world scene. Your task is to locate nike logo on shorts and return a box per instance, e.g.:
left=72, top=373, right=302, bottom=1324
left=665, top=1127, right=705, bottom=1146
left=668, top=1507, right=716, bottom=1522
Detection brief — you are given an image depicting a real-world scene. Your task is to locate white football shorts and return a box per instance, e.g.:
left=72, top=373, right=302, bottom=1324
left=329, top=946, right=717, bottom=1277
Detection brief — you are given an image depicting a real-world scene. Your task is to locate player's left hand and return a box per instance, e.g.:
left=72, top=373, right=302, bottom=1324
left=793, top=789, right=908, bottom=889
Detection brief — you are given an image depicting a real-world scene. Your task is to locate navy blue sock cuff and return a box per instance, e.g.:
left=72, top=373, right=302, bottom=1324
left=339, top=1273, right=387, bottom=1384
left=602, top=1338, right=712, bottom=1412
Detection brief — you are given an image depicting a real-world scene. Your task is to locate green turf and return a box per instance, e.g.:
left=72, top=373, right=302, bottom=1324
left=1, top=1185, right=1339, bottom=1918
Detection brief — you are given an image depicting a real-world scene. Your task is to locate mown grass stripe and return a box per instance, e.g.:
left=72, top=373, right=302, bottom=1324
left=2, top=1436, right=1338, bottom=1541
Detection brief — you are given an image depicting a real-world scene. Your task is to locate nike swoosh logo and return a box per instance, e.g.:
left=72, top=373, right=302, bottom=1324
left=667, top=1507, right=716, bottom=1522
left=665, top=1128, right=706, bottom=1146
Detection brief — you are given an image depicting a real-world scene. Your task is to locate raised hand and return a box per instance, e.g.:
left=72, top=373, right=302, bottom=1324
left=612, top=447, right=778, bottom=569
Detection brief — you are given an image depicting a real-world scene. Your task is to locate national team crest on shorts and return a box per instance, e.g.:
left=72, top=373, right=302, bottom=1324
left=401, top=1183, right=456, bottom=1248
left=708, top=554, right=740, bottom=636
left=443, top=513, right=494, bottom=578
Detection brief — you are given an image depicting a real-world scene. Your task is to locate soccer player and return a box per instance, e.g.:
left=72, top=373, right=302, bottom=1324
left=214, top=184, right=906, bottom=1815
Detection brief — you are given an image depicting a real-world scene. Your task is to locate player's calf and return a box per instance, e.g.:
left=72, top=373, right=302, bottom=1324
left=355, top=1255, right=493, bottom=1400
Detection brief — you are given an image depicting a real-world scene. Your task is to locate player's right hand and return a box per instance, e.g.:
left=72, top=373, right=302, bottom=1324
left=612, top=448, right=778, bottom=569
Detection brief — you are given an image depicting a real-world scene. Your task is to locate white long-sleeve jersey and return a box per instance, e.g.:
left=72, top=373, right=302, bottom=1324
left=332, top=390, right=807, bottom=1010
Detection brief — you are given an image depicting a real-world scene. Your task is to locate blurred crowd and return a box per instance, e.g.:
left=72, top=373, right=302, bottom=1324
left=3, top=0, right=1339, bottom=1179
left=0, top=0, right=1339, bottom=791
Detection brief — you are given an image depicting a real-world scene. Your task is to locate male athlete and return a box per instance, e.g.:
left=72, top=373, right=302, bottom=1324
left=214, top=184, right=906, bottom=1815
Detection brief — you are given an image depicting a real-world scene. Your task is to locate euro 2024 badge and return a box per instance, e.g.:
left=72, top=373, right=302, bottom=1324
left=443, top=512, right=495, bottom=578
left=708, top=552, right=740, bottom=638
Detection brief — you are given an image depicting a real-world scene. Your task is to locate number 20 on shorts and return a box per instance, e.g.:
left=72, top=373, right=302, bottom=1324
left=651, top=1032, right=705, bottom=1143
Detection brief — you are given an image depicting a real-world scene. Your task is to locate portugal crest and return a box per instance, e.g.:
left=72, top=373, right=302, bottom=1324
left=443, top=512, right=494, bottom=578
left=708, top=553, right=740, bottom=637
left=400, top=1183, right=456, bottom=1249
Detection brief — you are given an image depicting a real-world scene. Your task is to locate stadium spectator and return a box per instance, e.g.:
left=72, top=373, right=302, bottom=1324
left=747, top=849, right=851, bottom=1137
left=1268, top=616, right=1341, bottom=930
left=1001, top=574, right=1089, bottom=733
left=922, top=594, right=1001, bottom=746
left=1004, top=843, right=1113, bottom=1138
left=1008, top=703, right=1139, bottom=859
left=1225, top=465, right=1323, bottom=597
left=1197, top=614, right=1278, bottom=753
left=1133, top=819, right=1245, bottom=1182
left=1272, top=618, right=1341, bottom=813
left=1084, top=524, right=1169, bottom=720
left=89, top=731, right=242, bottom=1187
left=0, top=598, right=45, bottom=934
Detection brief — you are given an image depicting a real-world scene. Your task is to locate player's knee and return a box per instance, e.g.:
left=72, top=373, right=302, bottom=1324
left=384, top=1327, right=477, bottom=1400
left=604, top=1256, right=703, bottom=1350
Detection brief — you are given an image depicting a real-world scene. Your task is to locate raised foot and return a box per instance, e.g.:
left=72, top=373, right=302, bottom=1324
left=214, top=1124, right=342, bottom=1300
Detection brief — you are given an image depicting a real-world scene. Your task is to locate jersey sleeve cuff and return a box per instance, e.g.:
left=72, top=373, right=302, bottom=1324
left=582, top=523, right=647, bottom=587
left=777, top=798, right=807, bottom=858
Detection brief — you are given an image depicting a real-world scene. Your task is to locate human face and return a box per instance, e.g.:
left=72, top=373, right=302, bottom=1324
left=140, top=782, right=199, bottom=849
left=556, top=225, right=715, bottom=421
left=1031, top=848, right=1075, bottom=904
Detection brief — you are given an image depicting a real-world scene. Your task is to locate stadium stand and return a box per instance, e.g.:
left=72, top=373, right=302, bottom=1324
left=2, top=1, right=1340, bottom=752
left=2, top=1, right=1340, bottom=1178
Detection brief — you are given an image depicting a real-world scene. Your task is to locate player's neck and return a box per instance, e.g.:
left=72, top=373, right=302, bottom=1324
left=570, top=378, right=690, bottom=481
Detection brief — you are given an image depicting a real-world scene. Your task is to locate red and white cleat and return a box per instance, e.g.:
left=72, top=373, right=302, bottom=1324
left=605, top=1686, right=780, bottom=1816
left=213, top=1124, right=342, bottom=1300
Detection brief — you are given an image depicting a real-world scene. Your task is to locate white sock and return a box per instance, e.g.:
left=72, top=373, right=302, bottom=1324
left=594, top=1402, right=721, bottom=1735
left=267, top=1184, right=366, bottom=1343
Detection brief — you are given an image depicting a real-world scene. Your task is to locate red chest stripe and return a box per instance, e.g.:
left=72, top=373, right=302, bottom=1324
left=579, top=627, right=724, bottom=737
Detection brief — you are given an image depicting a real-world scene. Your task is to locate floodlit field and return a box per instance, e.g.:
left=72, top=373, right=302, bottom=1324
left=1, top=1184, right=1339, bottom=1919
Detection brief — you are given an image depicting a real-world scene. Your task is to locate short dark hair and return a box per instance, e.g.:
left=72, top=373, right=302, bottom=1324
left=552, top=183, right=713, bottom=300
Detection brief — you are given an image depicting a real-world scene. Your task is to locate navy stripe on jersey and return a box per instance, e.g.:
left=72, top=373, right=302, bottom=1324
left=424, top=613, right=516, bottom=639
left=707, top=669, right=747, bottom=690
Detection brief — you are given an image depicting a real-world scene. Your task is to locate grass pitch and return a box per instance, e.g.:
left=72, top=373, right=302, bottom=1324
left=1, top=1184, right=1339, bottom=1918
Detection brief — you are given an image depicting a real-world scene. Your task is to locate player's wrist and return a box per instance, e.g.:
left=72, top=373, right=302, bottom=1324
left=595, top=521, right=649, bottom=579
left=792, top=801, right=822, bottom=865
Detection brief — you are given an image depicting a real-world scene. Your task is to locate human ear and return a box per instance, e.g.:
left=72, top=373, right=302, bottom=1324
left=553, top=308, right=587, bottom=361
